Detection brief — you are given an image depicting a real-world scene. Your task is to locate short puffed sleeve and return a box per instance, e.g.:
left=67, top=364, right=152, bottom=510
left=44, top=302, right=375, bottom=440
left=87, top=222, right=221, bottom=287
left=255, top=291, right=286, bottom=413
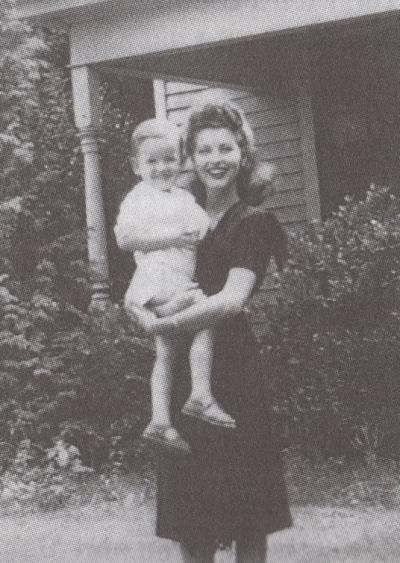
left=228, top=212, right=287, bottom=288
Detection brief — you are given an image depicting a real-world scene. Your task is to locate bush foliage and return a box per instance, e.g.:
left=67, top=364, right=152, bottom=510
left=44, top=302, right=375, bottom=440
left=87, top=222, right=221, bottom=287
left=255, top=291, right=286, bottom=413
left=0, top=1, right=154, bottom=489
left=264, top=185, right=400, bottom=461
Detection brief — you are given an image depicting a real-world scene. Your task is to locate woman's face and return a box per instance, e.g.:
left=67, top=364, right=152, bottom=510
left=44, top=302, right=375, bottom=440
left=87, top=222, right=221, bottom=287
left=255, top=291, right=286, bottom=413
left=191, top=127, right=242, bottom=195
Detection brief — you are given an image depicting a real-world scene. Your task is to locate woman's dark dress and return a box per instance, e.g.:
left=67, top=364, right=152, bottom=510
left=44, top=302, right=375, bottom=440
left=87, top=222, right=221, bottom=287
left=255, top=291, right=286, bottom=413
left=156, top=202, right=292, bottom=550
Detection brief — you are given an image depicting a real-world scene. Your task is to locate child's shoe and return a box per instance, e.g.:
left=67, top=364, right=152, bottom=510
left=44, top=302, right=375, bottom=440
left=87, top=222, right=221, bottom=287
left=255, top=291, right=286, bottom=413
left=142, top=423, right=191, bottom=455
left=182, top=398, right=236, bottom=429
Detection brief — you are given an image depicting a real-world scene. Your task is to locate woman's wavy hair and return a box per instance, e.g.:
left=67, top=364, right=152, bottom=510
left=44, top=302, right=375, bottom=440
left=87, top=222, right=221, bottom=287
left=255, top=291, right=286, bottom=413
left=185, top=101, right=267, bottom=206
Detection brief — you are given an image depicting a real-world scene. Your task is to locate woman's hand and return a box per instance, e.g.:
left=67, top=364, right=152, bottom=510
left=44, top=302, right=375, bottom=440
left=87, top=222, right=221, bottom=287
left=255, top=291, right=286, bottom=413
left=126, top=303, right=180, bottom=336
left=126, top=304, right=158, bottom=335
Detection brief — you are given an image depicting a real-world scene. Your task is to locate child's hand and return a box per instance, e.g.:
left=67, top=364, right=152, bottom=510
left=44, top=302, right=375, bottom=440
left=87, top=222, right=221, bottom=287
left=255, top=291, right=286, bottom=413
left=175, top=230, right=202, bottom=250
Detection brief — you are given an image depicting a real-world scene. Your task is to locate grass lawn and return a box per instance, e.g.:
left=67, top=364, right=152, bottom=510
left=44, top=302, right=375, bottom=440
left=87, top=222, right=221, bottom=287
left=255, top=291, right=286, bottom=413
left=1, top=503, right=400, bottom=562
left=1, top=453, right=400, bottom=562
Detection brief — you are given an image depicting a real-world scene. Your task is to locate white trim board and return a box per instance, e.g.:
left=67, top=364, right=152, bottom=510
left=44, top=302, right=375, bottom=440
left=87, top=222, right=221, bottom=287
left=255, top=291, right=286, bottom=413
left=57, top=0, right=400, bottom=66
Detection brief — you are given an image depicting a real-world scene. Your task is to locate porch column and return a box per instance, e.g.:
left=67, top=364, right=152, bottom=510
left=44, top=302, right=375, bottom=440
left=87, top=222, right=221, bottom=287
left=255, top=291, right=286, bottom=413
left=71, top=65, right=110, bottom=310
left=295, top=46, right=322, bottom=223
left=153, top=79, right=167, bottom=118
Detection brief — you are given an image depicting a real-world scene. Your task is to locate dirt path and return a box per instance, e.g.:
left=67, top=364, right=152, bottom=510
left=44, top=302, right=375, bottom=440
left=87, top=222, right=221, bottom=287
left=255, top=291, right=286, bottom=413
left=0, top=502, right=399, bottom=562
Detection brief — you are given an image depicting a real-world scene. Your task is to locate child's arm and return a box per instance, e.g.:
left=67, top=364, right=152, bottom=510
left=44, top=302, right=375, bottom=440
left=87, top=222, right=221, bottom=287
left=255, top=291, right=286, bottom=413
left=114, top=191, right=201, bottom=253
left=115, top=228, right=201, bottom=253
left=115, top=227, right=179, bottom=253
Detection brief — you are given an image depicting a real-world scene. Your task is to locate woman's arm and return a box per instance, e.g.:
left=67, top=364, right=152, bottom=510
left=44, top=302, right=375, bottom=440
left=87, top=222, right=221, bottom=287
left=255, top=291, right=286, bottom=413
left=147, top=268, right=257, bottom=335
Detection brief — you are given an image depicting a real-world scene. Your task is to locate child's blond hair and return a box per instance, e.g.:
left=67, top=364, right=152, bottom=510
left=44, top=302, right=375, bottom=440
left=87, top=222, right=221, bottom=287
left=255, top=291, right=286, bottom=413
left=131, top=118, right=182, bottom=160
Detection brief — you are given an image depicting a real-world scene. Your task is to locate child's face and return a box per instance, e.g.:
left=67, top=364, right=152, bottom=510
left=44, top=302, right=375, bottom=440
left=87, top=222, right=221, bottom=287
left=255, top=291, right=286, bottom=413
left=132, top=137, right=181, bottom=191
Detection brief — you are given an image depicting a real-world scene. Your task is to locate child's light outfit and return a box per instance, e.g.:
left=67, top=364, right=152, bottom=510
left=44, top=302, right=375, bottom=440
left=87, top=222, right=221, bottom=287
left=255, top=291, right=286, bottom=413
left=114, top=181, right=210, bottom=308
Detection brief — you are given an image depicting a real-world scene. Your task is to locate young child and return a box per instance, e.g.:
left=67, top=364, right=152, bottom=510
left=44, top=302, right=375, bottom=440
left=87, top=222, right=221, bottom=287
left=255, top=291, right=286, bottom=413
left=114, top=118, right=236, bottom=455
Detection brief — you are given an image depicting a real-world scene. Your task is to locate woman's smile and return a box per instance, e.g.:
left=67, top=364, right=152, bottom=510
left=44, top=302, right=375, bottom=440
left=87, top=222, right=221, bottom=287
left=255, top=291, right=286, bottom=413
left=206, top=165, right=230, bottom=179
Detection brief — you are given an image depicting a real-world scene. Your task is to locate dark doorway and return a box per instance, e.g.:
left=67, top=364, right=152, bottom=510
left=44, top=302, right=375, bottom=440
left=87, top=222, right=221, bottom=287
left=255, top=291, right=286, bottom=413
left=312, top=31, right=400, bottom=218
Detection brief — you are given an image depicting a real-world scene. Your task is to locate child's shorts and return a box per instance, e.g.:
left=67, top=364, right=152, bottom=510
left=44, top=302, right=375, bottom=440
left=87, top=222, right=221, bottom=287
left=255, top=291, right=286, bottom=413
left=124, top=261, right=196, bottom=310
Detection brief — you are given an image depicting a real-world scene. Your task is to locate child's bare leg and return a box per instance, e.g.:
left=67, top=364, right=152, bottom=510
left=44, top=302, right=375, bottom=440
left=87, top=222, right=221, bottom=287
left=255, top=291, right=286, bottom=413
left=184, top=329, right=236, bottom=428
left=188, top=329, right=215, bottom=403
left=144, top=335, right=191, bottom=453
left=150, top=335, right=177, bottom=427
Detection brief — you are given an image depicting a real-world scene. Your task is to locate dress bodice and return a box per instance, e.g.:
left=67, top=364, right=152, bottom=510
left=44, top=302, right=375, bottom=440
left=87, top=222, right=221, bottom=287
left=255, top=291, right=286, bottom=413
left=196, top=201, right=284, bottom=296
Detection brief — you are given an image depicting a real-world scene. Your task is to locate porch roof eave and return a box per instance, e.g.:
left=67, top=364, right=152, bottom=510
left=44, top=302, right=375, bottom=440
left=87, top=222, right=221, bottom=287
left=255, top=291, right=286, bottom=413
left=13, top=0, right=119, bottom=25
left=13, top=0, right=400, bottom=69
left=14, top=0, right=400, bottom=31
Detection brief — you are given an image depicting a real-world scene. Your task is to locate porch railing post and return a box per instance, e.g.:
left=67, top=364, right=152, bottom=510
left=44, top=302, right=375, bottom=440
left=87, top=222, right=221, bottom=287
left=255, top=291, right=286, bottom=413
left=71, top=65, right=110, bottom=311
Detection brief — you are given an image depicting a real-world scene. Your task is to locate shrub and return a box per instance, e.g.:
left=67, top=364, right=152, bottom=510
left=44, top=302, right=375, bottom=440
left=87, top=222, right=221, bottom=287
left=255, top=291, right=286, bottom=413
left=262, top=185, right=400, bottom=462
left=0, top=5, right=156, bottom=484
left=0, top=274, right=154, bottom=476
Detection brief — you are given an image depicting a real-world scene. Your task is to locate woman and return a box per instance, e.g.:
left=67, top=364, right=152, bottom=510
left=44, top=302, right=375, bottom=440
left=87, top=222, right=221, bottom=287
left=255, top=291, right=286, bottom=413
left=141, top=101, right=292, bottom=562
